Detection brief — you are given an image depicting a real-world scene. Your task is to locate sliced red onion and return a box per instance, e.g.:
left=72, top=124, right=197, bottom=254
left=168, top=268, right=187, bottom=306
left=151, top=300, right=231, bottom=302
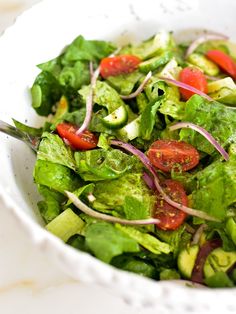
left=191, top=239, right=222, bottom=283
left=65, top=191, right=160, bottom=225
left=111, top=140, right=220, bottom=222
left=120, top=71, right=152, bottom=99
left=76, top=65, right=100, bottom=135
left=192, top=224, right=207, bottom=245
left=159, top=76, right=214, bottom=102
left=185, top=33, right=229, bottom=58
left=169, top=122, right=229, bottom=161
left=142, top=171, right=155, bottom=190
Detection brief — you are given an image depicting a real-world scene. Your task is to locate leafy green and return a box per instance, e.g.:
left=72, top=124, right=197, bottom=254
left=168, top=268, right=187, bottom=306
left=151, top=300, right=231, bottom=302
left=204, top=272, right=234, bottom=288
left=31, top=71, right=62, bottom=116
left=111, top=255, right=158, bottom=279
left=37, top=185, right=66, bottom=223
left=62, top=35, right=116, bottom=63
left=140, top=100, right=161, bottom=140
left=190, top=147, right=236, bottom=220
left=13, top=119, right=43, bottom=137
left=123, top=196, right=150, bottom=220
left=106, top=70, right=143, bottom=95
left=85, top=222, right=140, bottom=263
left=75, top=148, right=136, bottom=181
left=65, top=183, right=95, bottom=207
left=180, top=95, right=236, bottom=155
left=79, top=81, right=125, bottom=113
left=116, top=225, right=172, bottom=255
left=34, top=160, right=80, bottom=194
left=37, top=132, right=76, bottom=171
left=226, top=218, right=236, bottom=245
left=58, top=60, right=90, bottom=90
left=159, top=269, right=180, bottom=280
left=92, top=172, right=155, bottom=213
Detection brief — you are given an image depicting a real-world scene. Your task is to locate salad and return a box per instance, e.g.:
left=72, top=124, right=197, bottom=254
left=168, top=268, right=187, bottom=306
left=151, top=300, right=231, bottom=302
left=16, top=31, right=236, bottom=287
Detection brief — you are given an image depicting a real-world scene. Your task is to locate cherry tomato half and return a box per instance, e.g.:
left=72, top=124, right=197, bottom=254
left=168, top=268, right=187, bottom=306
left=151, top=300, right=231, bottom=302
left=154, top=179, right=188, bottom=230
left=100, top=55, right=141, bottom=79
left=147, top=139, right=200, bottom=172
left=179, top=66, right=208, bottom=100
left=206, top=50, right=236, bottom=80
left=56, top=123, right=98, bottom=150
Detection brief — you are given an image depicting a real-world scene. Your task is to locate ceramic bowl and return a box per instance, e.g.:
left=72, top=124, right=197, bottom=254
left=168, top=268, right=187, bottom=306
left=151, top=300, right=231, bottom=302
left=0, top=0, right=235, bottom=312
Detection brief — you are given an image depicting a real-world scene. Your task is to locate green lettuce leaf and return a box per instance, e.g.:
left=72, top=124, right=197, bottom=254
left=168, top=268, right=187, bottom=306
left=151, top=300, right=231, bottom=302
left=31, top=71, right=62, bottom=116
left=180, top=95, right=236, bottom=155
left=190, top=145, right=236, bottom=220
left=75, top=148, right=136, bottom=181
left=116, top=224, right=172, bottom=255
left=111, top=255, right=158, bottom=279
left=106, top=70, right=143, bottom=95
left=62, top=35, right=116, bottom=63
left=34, top=160, right=80, bottom=194
left=12, top=119, right=43, bottom=137
left=37, top=132, right=76, bottom=171
left=140, top=100, right=162, bottom=140
left=79, top=81, right=126, bottom=113
left=85, top=221, right=140, bottom=263
left=37, top=185, right=66, bottom=223
left=92, top=172, right=155, bottom=214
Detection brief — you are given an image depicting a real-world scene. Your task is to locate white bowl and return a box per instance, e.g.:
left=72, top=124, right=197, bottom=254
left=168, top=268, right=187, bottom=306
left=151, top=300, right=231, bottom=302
left=0, top=0, right=235, bottom=312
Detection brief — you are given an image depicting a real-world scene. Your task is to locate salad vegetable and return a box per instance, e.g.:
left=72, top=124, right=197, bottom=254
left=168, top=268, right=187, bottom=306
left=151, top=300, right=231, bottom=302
left=23, top=31, right=236, bottom=287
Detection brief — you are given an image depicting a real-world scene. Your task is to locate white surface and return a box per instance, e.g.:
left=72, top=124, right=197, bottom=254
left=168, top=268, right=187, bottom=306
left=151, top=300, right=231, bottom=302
left=0, top=1, right=236, bottom=313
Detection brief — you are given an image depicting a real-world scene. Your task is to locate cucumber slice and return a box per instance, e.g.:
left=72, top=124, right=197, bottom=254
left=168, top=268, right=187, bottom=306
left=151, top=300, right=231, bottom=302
left=102, top=105, right=128, bottom=129
left=139, top=51, right=173, bottom=73
left=118, top=116, right=141, bottom=141
left=177, top=245, right=199, bottom=279
left=188, top=53, right=220, bottom=76
left=203, top=248, right=236, bottom=279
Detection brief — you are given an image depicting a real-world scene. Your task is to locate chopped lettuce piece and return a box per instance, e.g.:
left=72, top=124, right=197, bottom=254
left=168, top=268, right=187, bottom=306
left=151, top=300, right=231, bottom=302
left=116, top=224, right=172, bottom=254
left=85, top=221, right=140, bottom=263
left=159, top=269, right=180, bottom=280
left=180, top=95, right=236, bottom=155
left=190, top=146, right=236, bottom=220
left=79, top=81, right=125, bottom=113
left=37, top=132, right=76, bottom=171
left=92, top=172, right=154, bottom=213
left=34, top=160, right=80, bottom=194
left=204, top=272, right=234, bottom=288
left=106, top=70, right=143, bottom=95
left=62, top=35, right=116, bottom=63
left=140, top=100, right=162, bottom=140
left=31, top=71, right=62, bottom=116
left=13, top=119, right=43, bottom=137
left=112, top=255, right=158, bottom=279
left=75, top=148, right=136, bottom=181
left=46, top=208, right=85, bottom=242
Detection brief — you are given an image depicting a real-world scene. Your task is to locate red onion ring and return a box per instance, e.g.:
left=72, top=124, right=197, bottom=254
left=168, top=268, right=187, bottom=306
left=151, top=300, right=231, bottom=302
left=111, top=140, right=219, bottom=222
left=76, top=65, right=100, bottom=135
left=169, top=122, right=229, bottom=161
left=142, top=171, right=155, bottom=190
left=65, top=191, right=160, bottom=225
left=185, top=33, right=229, bottom=59
left=120, top=71, right=152, bottom=99
left=159, top=76, right=214, bottom=102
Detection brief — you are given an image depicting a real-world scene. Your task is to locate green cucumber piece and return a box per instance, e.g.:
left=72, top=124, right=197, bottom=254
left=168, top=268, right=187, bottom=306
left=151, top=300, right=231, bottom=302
left=139, top=51, right=173, bottom=73
left=203, top=248, right=236, bottom=279
left=177, top=245, right=199, bottom=279
left=188, top=53, right=220, bottom=76
left=102, top=105, right=128, bottom=129
left=118, top=116, right=141, bottom=141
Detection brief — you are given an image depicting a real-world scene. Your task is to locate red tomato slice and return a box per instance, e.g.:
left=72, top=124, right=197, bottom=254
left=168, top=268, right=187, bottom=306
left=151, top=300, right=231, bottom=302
left=154, top=179, right=188, bottom=230
left=56, top=123, right=98, bottom=150
left=179, top=66, right=208, bottom=100
left=147, top=139, right=200, bottom=172
left=206, top=50, right=236, bottom=80
left=100, top=55, right=141, bottom=78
